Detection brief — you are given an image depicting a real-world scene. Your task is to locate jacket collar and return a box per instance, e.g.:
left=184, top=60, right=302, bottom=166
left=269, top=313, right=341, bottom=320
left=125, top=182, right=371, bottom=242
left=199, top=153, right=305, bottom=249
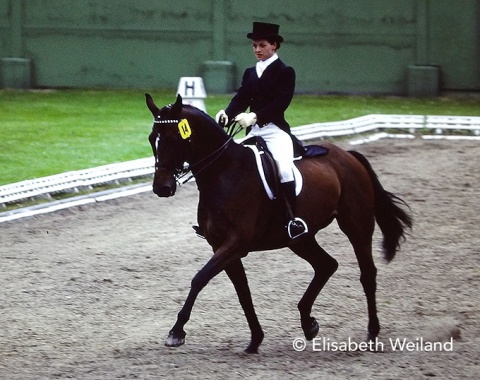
left=256, top=53, right=279, bottom=77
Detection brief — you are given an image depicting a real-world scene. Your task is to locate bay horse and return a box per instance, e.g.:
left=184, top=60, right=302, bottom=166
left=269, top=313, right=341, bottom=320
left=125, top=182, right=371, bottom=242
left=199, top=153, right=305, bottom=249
left=146, top=93, right=412, bottom=353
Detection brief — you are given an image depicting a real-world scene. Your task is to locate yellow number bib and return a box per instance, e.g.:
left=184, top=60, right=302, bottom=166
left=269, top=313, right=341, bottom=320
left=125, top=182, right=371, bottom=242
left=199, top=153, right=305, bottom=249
left=178, top=119, right=191, bottom=140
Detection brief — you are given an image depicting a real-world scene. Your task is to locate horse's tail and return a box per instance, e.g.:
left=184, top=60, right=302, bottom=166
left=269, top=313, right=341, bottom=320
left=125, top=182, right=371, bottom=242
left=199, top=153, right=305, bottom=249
left=348, top=150, right=413, bottom=262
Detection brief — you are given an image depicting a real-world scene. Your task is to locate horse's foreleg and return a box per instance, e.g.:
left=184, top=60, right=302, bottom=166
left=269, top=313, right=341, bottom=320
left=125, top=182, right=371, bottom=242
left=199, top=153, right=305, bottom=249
left=289, top=238, right=338, bottom=341
left=224, top=259, right=264, bottom=354
left=165, top=249, right=238, bottom=348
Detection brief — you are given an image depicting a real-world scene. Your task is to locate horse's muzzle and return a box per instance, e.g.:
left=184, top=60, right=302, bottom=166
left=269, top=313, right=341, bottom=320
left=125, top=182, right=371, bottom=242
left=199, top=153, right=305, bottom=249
left=153, top=184, right=176, bottom=197
left=152, top=171, right=177, bottom=197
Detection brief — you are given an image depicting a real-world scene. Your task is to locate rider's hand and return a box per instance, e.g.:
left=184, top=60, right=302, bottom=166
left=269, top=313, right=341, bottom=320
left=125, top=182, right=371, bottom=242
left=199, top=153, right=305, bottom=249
left=215, top=110, right=228, bottom=126
left=235, top=112, right=257, bottom=128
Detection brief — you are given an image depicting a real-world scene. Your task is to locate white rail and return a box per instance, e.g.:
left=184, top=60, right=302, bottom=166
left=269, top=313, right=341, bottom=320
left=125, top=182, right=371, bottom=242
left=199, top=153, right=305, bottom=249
left=291, top=114, right=480, bottom=141
left=1, top=114, right=479, bottom=206
left=0, top=157, right=154, bottom=205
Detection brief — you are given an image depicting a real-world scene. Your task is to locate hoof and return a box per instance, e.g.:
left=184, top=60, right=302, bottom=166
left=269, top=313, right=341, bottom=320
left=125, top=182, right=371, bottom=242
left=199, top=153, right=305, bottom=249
left=165, top=331, right=186, bottom=347
left=303, top=317, right=319, bottom=341
left=244, top=343, right=260, bottom=354
left=244, top=346, right=259, bottom=354
left=244, top=330, right=264, bottom=354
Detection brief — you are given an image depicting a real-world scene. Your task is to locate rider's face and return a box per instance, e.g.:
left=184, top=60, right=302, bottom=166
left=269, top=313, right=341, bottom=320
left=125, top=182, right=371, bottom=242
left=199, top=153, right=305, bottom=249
left=252, top=39, right=277, bottom=61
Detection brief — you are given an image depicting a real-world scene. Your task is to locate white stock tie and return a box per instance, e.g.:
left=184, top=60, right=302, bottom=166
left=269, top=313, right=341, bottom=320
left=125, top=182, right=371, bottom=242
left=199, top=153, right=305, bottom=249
left=256, top=61, right=268, bottom=78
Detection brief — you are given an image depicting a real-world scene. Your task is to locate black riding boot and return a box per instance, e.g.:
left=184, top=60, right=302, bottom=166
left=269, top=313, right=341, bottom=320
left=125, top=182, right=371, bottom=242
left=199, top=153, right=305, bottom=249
left=280, top=181, right=308, bottom=239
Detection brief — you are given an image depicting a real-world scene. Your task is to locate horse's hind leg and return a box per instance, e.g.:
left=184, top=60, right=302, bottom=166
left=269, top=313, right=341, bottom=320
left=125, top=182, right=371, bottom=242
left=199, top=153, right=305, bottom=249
left=338, top=217, right=379, bottom=341
left=289, top=237, right=338, bottom=340
left=224, top=259, right=264, bottom=353
left=355, top=244, right=379, bottom=341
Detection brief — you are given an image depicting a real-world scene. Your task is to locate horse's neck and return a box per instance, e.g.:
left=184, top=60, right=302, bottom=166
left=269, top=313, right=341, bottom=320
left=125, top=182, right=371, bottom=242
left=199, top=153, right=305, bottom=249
left=185, top=110, right=228, bottom=161
left=191, top=136, right=245, bottom=187
left=185, top=111, right=250, bottom=185
left=189, top=127, right=224, bottom=162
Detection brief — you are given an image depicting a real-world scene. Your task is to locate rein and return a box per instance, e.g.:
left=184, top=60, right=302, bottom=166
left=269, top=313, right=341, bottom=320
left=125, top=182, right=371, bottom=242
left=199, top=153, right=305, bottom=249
left=224, top=120, right=243, bottom=138
left=188, top=120, right=241, bottom=178
left=188, top=136, right=233, bottom=178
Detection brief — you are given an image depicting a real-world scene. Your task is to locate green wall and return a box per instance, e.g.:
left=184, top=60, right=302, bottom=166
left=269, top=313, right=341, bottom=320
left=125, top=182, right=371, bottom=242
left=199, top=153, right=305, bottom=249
left=1, top=0, right=478, bottom=94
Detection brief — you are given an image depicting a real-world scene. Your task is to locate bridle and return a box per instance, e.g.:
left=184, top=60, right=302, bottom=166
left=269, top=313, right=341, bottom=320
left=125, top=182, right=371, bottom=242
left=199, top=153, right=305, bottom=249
left=152, top=116, right=234, bottom=182
left=153, top=119, right=179, bottom=124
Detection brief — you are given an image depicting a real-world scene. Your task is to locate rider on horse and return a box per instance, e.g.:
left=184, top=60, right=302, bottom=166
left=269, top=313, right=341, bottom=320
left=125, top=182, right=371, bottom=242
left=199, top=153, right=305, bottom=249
left=216, top=22, right=308, bottom=239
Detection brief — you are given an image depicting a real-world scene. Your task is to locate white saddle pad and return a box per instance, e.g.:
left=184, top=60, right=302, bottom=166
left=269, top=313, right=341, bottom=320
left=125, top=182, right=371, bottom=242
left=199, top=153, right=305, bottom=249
left=246, top=145, right=303, bottom=200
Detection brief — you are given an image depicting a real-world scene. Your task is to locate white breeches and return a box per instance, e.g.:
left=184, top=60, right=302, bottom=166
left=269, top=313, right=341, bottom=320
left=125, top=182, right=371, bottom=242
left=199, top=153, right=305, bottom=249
left=248, top=123, right=294, bottom=183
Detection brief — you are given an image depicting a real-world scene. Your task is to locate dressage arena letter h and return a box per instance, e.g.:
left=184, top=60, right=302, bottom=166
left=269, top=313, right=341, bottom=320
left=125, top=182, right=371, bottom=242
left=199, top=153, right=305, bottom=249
left=177, top=77, right=207, bottom=112
left=177, top=77, right=206, bottom=99
left=184, top=81, right=195, bottom=97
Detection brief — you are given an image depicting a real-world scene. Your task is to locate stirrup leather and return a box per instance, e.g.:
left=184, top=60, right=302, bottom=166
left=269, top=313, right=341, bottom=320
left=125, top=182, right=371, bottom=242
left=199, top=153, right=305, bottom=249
left=287, top=217, right=308, bottom=239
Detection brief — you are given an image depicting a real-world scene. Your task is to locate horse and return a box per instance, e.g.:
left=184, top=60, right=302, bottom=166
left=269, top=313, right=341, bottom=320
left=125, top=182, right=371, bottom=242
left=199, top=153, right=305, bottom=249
left=145, top=93, right=412, bottom=353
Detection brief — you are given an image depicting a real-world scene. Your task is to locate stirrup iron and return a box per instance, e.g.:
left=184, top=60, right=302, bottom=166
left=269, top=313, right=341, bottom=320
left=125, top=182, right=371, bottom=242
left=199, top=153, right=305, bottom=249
left=287, top=217, right=308, bottom=239
left=192, top=225, right=205, bottom=239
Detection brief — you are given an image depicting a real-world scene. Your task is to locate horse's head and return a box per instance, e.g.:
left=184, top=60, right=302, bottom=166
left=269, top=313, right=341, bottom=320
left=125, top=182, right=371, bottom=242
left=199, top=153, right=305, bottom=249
left=146, top=93, right=191, bottom=197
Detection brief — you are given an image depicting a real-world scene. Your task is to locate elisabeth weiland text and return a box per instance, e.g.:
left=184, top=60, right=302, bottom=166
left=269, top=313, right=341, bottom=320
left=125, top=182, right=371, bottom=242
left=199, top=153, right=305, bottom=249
left=292, top=337, right=455, bottom=352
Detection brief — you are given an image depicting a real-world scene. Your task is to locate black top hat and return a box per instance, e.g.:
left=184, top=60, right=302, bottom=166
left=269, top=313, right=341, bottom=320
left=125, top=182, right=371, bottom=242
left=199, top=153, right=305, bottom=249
left=247, top=22, right=284, bottom=43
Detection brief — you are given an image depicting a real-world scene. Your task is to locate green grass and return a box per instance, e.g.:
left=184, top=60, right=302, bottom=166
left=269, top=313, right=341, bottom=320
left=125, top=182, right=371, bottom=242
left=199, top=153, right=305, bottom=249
left=1, top=89, right=479, bottom=186
left=286, top=93, right=480, bottom=126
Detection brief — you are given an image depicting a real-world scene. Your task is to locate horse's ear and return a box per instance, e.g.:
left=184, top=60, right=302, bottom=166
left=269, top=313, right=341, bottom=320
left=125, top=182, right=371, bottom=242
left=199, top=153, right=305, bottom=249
left=170, top=94, right=183, bottom=115
left=145, top=93, right=160, bottom=115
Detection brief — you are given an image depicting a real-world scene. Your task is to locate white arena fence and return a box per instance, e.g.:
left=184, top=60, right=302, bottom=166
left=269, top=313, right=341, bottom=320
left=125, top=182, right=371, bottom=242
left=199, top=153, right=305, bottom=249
left=1, top=114, right=479, bottom=207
